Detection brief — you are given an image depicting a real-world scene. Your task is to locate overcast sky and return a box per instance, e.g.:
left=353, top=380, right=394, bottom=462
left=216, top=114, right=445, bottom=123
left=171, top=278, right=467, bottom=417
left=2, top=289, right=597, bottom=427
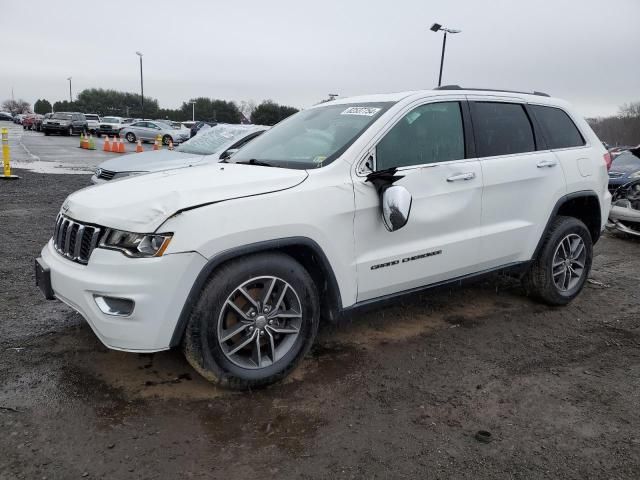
left=3, top=0, right=639, bottom=117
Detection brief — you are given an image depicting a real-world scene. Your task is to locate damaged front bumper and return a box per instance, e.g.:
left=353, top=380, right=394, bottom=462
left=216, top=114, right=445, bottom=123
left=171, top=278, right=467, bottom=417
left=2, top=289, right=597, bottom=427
left=607, top=201, right=640, bottom=236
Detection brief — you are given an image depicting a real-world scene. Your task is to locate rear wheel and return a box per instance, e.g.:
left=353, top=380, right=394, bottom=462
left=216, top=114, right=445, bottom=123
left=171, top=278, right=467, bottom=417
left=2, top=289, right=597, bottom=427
left=523, top=216, right=592, bottom=305
left=162, top=134, right=172, bottom=145
left=125, top=132, right=136, bottom=143
left=183, top=252, right=320, bottom=390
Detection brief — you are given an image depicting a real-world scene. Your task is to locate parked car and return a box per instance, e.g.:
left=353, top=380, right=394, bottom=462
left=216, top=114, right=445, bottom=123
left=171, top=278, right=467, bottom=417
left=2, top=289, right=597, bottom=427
left=85, top=114, right=101, bottom=134
left=13, top=114, right=24, bottom=124
left=607, top=149, right=640, bottom=192
left=607, top=176, right=640, bottom=236
left=41, top=112, right=88, bottom=136
left=189, top=121, right=216, bottom=138
left=120, top=120, right=190, bottom=145
left=98, top=116, right=126, bottom=137
left=34, top=113, right=52, bottom=132
left=91, top=124, right=268, bottom=183
left=36, top=87, right=611, bottom=389
left=22, top=114, right=43, bottom=131
left=0, top=111, right=13, bottom=121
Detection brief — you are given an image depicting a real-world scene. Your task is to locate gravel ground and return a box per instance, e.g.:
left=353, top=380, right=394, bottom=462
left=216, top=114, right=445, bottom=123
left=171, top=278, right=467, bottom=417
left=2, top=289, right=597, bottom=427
left=1, top=169, right=639, bottom=479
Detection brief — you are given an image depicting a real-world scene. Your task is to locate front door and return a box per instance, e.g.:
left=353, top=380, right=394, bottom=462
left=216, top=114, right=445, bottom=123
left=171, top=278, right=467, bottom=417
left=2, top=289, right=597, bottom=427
left=353, top=100, right=484, bottom=302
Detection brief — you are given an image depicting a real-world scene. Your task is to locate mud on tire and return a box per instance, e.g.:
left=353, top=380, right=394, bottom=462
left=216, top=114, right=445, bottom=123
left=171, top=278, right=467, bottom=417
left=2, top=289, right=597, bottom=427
left=183, top=252, right=320, bottom=390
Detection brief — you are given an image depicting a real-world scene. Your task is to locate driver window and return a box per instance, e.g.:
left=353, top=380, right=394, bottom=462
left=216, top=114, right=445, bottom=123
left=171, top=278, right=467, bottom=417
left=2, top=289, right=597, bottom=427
left=376, top=101, right=465, bottom=170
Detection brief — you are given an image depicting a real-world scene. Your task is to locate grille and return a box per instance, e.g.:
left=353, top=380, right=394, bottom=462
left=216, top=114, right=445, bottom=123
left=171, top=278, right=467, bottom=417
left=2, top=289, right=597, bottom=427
left=97, top=169, right=116, bottom=180
left=608, top=171, right=624, bottom=179
left=53, top=214, right=101, bottom=264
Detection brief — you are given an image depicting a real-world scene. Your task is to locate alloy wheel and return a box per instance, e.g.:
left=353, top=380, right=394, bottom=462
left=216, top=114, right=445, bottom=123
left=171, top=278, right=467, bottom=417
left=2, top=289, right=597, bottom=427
left=552, top=233, right=586, bottom=292
left=217, top=276, right=303, bottom=369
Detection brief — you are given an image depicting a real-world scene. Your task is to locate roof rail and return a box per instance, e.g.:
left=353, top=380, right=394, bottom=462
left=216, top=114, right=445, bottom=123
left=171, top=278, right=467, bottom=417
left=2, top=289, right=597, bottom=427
left=434, top=85, right=550, bottom=97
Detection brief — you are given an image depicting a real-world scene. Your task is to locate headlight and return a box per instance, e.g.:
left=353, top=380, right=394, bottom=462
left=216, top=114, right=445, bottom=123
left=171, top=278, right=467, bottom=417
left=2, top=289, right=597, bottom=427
left=99, top=229, right=173, bottom=258
left=111, top=171, right=146, bottom=180
left=629, top=171, right=640, bottom=179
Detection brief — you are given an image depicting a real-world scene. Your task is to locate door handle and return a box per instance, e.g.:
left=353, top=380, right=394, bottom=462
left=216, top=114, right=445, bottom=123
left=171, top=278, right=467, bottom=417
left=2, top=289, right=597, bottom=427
left=446, top=172, right=476, bottom=182
left=537, top=159, right=557, bottom=168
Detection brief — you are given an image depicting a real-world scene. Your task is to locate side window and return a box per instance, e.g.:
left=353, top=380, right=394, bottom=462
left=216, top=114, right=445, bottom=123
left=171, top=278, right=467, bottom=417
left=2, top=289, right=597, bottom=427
left=529, top=105, right=585, bottom=149
left=472, top=102, right=535, bottom=157
left=376, top=102, right=465, bottom=170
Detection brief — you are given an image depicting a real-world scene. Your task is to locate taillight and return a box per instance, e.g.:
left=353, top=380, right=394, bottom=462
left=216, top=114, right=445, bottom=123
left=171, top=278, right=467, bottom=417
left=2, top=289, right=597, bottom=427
left=603, top=151, right=612, bottom=171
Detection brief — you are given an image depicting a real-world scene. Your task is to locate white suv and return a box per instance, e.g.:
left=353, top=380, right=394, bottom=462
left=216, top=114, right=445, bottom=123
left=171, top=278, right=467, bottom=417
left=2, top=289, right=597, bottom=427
left=35, top=87, right=612, bottom=389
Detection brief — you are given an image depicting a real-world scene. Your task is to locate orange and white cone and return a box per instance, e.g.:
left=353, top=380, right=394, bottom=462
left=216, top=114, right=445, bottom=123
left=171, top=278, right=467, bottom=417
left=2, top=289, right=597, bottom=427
left=103, top=136, right=111, bottom=152
left=168, top=140, right=174, bottom=151
left=118, top=138, right=126, bottom=153
left=136, top=139, right=143, bottom=153
left=153, top=138, right=159, bottom=151
left=110, top=136, right=119, bottom=153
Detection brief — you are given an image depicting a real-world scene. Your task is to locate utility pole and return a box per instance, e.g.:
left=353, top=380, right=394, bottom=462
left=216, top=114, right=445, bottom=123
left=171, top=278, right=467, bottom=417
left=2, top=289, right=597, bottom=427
left=67, top=77, right=72, bottom=102
left=136, top=52, right=144, bottom=119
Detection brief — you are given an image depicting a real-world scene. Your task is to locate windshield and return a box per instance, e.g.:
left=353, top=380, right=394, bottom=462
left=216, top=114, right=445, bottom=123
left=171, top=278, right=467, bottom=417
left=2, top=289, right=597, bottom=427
left=612, top=151, right=640, bottom=168
left=85, top=114, right=99, bottom=121
left=230, top=102, right=393, bottom=168
left=177, top=125, right=260, bottom=155
left=52, top=113, right=72, bottom=120
left=103, top=117, right=120, bottom=123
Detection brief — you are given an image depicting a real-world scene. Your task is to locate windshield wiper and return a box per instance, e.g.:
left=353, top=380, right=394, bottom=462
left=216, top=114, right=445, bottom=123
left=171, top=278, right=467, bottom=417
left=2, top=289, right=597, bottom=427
left=234, top=159, right=273, bottom=167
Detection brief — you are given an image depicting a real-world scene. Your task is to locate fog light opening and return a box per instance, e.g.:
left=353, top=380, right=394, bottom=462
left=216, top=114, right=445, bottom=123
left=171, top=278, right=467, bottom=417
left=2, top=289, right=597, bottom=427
left=94, top=295, right=135, bottom=316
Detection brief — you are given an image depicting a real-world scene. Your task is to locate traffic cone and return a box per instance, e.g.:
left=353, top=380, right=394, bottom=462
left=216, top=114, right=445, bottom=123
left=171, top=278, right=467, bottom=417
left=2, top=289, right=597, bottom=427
left=118, top=138, right=126, bottom=153
left=103, top=136, right=111, bottom=152
left=168, top=140, right=174, bottom=151
left=136, top=139, right=143, bottom=153
left=110, top=136, right=119, bottom=153
left=79, top=133, right=85, bottom=149
left=153, top=137, right=159, bottom=151
left=88, top=135, right=96, bottom=150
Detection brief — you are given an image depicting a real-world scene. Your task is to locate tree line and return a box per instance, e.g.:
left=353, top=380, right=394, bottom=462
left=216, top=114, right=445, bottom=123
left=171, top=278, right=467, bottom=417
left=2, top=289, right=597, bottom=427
left=587, top=101, right=640, bottom=147
left=2, top=88, right=299, bottom=126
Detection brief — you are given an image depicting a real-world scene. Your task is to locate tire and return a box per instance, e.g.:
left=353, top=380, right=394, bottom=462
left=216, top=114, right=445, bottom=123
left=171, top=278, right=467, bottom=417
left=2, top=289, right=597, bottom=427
left=522, top=215, right=593, bottom=305
left=183, top=252, right=320, bottom=390
left=44, top=131, right=50, bottom=136
left=125, top=132, right=136, bottom=143
left=162, top=134, right=172, bottom=145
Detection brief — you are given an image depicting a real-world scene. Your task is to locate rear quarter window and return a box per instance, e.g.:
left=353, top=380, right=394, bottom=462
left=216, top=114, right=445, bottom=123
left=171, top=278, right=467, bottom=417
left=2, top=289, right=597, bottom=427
left=529, top=105, right=585, bottom=149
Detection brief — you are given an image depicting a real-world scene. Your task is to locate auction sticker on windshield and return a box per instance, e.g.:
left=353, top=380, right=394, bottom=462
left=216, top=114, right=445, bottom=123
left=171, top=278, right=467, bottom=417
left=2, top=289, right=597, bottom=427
left=341, top=107, right=381, bottom=116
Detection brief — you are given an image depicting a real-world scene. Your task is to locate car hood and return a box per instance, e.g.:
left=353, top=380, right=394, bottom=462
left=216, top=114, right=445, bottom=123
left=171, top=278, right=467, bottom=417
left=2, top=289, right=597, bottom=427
left=97, top=150, right=207, bottom=173
left=63, top=163, right=308, bottom=232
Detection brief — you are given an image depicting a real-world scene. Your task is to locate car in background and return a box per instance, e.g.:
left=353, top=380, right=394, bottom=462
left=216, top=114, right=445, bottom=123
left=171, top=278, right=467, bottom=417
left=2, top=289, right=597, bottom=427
left=98, top=116, right=126, bottom=137
left=0, top=111, right=13, bottom=121
left=189, top=121, right=216, bottom=138
left=85, top=114, right=101, bottom=134
left=34, top=113, right=52, bottom=132
left=13, top=114, right=25, bottom=124
left=91, top=124, right=268, bottom=183
left=608, top=148, right=640, bottom=192
left=120, top=120, right=190, bottom=145
left=42, top=112, right=88, bottom=136
left=22, top=114, right=43, bottom=131
left=610, top=146, right=634, bottom=159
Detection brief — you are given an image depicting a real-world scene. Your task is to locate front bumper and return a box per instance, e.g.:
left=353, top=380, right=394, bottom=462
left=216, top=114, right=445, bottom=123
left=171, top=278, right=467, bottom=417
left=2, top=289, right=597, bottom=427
left=38, top=239, right=207, bottom=352
left=42, top=124, right=71, bottom=132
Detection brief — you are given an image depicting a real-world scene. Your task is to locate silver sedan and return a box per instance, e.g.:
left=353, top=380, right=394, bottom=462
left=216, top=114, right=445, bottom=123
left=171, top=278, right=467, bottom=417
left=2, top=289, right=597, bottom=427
left=120, top=120, right=190, bottom=145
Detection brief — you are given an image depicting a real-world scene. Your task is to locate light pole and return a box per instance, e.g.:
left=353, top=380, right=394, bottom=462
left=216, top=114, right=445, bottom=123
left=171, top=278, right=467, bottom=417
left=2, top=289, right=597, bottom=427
left=191, top=101, right=196, bottom=121
left=135, top=51, right=144, bottom=119
left=67, top=77, right=72, bottom=102
left=430, top=23, right=461, bottom=87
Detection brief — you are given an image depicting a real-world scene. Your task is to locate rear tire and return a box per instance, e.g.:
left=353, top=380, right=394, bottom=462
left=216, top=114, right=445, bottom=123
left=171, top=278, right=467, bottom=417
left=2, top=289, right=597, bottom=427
left=162, top=134, right=172, bottom=145
left=522, top=216, right=593, bottom=305
left=183, top=252, right=320, bottom=390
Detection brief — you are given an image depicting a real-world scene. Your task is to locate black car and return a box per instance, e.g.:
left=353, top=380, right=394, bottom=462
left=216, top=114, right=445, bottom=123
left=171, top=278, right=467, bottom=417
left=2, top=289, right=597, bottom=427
left=0, top=111, right=13, bottom=121
left=42, top=112, right=88, bottom=136
left=190, top=121, right=217, bottom=138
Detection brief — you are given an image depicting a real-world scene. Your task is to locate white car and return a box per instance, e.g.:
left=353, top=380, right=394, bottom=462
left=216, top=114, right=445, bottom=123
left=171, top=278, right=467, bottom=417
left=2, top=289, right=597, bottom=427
left=97, top=116, right=126, bottom=137
left=85, top=114, right=101, bottom=134
left=36, top=87, right=611, bottom=389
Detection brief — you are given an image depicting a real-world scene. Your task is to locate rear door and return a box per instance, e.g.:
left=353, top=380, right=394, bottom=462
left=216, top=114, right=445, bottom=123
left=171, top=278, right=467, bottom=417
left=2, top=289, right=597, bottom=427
left=353, top=99, right=484, bottom=301
left=469, top=97, right=567, bottom=268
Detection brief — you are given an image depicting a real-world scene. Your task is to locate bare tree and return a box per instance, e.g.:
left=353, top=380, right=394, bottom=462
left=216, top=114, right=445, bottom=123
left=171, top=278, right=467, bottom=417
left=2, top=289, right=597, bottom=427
left=619, top=101, right=640, bottom=118
left=1, top=99, right=31, bottom=115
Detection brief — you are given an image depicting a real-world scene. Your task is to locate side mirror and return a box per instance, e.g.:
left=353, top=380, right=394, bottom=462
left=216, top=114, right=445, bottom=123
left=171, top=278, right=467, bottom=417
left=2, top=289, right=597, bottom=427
left=381, top=185, right=412, bottom=232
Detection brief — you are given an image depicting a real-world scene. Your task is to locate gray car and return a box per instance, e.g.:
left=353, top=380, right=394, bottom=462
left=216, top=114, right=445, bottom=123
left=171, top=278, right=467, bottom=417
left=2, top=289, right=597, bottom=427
left=120, top=120, right=190, bottom=145
left=91, top=124, right=268, bottom=183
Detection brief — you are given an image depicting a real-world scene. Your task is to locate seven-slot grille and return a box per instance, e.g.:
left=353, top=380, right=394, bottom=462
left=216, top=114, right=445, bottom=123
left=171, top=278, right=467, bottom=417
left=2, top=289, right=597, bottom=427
left=97, top=169, right=116, bottom=180
left=53, top=214, right=101, bottom=264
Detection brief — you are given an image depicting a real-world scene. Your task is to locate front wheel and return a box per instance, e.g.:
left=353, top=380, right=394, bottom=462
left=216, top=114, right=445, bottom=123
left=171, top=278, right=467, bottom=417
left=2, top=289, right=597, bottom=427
left=125, top=132, right=136, bottom=143
left=183, top=252, right=320, bottom=390
left=522, top=216, right=593, bottom=305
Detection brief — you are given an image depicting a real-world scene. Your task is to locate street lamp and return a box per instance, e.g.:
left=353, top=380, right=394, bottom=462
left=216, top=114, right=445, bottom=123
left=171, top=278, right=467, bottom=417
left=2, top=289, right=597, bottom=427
left=429, top=23, right=461, bottom=87
left=190, top=101, right=196, bottom=121
left=135, top=51, right=144, bottom=119
left=67, top=77, right=72, bottom=102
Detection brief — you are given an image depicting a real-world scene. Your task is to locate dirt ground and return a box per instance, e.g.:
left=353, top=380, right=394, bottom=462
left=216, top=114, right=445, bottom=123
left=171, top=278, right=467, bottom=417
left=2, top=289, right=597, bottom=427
left=1, top=169, right=639, bottom=479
